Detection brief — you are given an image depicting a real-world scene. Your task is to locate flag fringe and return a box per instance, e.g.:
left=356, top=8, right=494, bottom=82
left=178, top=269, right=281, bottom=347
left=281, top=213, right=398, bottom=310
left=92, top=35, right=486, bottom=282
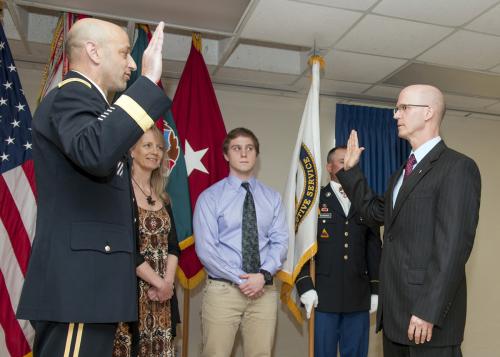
left=178, top=235, right=194, bottom=251
left=176, top=235, right=206, bottom=289
left=277, top=243, right=317, bottom=323
left=280, top=282, right=304, bottom=323
left=276, top=243, right=317, bottom=285
left=176, top=266, right=205, bottom=290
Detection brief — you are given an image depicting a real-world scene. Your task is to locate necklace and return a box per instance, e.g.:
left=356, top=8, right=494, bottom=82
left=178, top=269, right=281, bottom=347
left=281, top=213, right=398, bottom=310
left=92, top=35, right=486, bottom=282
left=132, top=176, right=156, bottom=206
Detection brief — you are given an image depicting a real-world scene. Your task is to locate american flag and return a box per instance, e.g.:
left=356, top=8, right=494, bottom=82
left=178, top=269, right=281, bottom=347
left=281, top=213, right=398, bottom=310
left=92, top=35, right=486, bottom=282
left=0, top=24, right=36, bottom=356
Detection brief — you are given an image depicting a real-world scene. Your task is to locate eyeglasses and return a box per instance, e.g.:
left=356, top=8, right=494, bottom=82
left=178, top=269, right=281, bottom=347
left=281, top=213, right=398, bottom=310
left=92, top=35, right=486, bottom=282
left=393, top=104, right=429, bottom=115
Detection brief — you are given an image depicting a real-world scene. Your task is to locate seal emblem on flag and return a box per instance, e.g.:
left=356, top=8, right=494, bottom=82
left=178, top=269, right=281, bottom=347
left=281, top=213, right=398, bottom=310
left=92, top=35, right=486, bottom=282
left=295, top=143, right=319, bottom=233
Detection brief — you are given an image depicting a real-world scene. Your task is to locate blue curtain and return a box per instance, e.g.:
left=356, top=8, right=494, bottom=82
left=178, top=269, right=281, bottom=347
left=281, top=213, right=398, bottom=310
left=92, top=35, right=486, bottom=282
left=335, top=104, right=410, bottom=195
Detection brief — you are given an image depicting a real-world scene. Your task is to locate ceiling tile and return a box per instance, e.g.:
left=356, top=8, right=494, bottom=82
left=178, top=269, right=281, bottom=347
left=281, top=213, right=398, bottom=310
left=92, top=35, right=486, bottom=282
left=373, top=0, right=498, bottom=27
left=320, top=79, right=371, bottom=94
left=336, top=15, right=452, bottom=58
left=445, top=110, right=470, bottom=117
left=27, top=13, right=59, bottom=44
left=225, top=44, right=302, bottom=75
left=466, top=3, right=500, bottom=36
left=418, top=30, right=500, bottom=70
left=241, top=0, right=362, bottom=47
left=364, top=85, right=403, bottom=99
left=20, top=0, right=249, bottom=33
left=483, top=102, right=500, bottom=113
left=467, top=113, right=500, bottom=121
left=293, top=0, right=378, bottom=11
left=444, top=94, right=498, bottom=110
left=323, top=50, right=407, bottom=83
left=164, top=33, right=219, bottom=65
left=295, top=77, right=371, bottom=94
left=214, top=67, right=298, bottom=86
left=490, top=64, right=500, bottom=73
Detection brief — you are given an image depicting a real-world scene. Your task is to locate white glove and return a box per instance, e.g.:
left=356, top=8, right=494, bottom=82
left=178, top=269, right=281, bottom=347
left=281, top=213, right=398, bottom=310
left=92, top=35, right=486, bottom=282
left=369, top=294, right=378, bottom=314
left=300, top=289, right=319, bottom=319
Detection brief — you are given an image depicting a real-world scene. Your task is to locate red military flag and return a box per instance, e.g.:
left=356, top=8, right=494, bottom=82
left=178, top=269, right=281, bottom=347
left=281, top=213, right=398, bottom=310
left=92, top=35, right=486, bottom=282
left=171, top=34, right=229, bottom=289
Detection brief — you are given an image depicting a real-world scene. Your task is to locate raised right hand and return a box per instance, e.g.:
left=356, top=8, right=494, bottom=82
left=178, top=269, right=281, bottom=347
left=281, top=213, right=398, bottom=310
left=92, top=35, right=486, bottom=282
left=142, top=21, right=165, bottom=84
left=344, top=130, right=365, bottom=170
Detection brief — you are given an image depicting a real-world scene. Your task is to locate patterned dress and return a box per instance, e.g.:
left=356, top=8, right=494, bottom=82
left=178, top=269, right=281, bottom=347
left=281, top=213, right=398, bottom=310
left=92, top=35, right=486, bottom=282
left=113, top=206, right=176, bottom=357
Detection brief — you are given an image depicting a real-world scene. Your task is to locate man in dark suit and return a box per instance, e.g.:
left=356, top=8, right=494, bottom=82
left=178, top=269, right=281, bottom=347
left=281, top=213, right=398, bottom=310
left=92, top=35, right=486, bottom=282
left=17, top=19, right=170, bottom=356
left=337, top=84, right=481, bottom=357
left=296, top=146, right=381, bottom=357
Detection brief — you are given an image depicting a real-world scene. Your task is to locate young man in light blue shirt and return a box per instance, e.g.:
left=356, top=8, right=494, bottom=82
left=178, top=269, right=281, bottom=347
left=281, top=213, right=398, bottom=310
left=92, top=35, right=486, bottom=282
left=194, top=127, right=288, bottom=357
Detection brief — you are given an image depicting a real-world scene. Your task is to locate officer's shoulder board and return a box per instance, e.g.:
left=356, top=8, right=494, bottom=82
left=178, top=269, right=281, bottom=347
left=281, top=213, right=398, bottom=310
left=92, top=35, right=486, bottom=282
left=57, top=78, right=92, bottom=89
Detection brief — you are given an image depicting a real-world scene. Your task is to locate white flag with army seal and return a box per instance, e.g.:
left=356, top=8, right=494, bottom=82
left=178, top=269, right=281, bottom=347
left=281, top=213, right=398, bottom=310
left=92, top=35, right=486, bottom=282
left=277, top=55, right=322, bottom=323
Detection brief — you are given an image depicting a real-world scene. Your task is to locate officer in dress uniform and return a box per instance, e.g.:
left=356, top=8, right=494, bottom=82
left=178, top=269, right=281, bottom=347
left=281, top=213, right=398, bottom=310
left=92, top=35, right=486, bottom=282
left=17, top=19, right=169, bottom=356
left=296, top=147, right=382, bottom=357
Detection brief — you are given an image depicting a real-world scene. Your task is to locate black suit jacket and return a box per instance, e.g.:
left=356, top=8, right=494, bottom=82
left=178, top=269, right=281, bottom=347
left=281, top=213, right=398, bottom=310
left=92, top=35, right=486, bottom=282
left=296, top=184, right=381, bottom=313
left=17, top=72, right=170, bottom=323
left=337, top=141, right=481, bottom=346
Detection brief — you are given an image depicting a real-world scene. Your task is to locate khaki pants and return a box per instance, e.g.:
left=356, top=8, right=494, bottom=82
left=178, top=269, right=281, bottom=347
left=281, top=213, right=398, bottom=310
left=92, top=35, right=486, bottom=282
left=201, top=279, right=279, bottom=357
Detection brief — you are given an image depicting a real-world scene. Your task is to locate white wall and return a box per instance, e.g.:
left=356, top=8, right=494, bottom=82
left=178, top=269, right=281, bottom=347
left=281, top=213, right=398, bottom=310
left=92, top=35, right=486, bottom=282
left=12, top=63, right=500, bottom=357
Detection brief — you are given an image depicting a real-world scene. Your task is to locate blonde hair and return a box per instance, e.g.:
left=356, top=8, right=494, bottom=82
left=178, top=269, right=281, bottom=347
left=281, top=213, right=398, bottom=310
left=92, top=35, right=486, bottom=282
left=132, top=126, right=170, bottom=204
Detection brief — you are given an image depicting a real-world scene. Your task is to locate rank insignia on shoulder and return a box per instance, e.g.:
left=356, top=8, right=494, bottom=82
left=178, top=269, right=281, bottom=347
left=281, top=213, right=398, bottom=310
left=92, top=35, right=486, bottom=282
left=57, top=78, right=92, bottom=89
left=320, top=228, right=330, bottom=239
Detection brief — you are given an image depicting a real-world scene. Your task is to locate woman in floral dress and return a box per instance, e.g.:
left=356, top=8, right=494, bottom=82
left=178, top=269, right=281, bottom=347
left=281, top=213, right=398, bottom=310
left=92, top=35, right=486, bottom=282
left=113, top=126, right=180, bottom=357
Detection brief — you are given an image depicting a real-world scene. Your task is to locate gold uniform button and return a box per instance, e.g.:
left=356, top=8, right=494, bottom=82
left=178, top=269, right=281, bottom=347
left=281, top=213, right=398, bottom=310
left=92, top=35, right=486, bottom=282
left=104, top=245, right=111, bottom=252
left=344, top=255, right=348, bottom=260
left=345, top=221, right=349, bottom=225
left=344, top=243, right=349, bottom=248
left=322, top=220, right=326, bottom=223
left=344, top=232, right=349, bottom=237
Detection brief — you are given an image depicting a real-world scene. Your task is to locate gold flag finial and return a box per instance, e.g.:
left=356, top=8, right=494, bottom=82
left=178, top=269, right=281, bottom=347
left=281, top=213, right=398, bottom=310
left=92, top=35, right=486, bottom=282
left=308, top=54, right=325, bottom=70
left=192, top=32, right=202, bottom=52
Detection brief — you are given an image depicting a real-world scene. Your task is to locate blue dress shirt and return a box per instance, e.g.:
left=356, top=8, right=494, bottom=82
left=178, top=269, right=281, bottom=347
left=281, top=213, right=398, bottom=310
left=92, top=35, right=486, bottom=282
left=193, top=175, right=289, bottom=285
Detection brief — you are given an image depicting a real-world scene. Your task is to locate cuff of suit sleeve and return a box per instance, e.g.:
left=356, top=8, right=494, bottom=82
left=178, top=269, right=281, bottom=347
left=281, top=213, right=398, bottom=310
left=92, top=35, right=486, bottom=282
left=337, top=164, right=363, bottom=183
left=135, top=251, right=145, bottom=267
left=370, top=280, right=379, bottom=295
left=296, top=275, right=315, bottom=296
left=115, top=76, right=171, bottom=132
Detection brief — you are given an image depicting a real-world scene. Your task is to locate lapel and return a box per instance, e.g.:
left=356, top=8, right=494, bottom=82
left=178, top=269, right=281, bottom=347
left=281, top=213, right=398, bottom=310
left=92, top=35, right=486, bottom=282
left=387, top=164, right=404, bottom=220
left=388, top=141, right=447, bottom=229
left=322, top=184, right=347, bottom=218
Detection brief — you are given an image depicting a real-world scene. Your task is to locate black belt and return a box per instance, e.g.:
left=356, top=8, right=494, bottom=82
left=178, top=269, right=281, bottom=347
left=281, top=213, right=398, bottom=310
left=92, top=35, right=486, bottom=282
left=208, top=276, right=237, bottom=286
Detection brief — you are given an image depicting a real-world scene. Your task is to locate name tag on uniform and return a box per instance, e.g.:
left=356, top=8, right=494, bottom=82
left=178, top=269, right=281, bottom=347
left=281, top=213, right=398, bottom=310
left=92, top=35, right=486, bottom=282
left=319, top=212, right=332, bottom=219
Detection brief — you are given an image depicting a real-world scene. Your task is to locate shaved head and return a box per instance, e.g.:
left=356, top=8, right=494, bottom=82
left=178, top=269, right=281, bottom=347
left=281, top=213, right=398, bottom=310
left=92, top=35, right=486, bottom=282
left=66, top=18, right=124, bottom=63
left=400, top=84, right=446, bottom=122
left=64, top=18, right=136, bottom=95
left=395, top=84, right=445, bottom=149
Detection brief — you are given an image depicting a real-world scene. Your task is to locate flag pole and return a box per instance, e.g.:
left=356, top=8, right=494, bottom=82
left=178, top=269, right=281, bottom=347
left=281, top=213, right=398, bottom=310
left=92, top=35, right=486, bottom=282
left=309, top=257, right=315, bottom=357
left=182, top=288, right=190, bottom=357
left=308, top=43, right=319, bottom=357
